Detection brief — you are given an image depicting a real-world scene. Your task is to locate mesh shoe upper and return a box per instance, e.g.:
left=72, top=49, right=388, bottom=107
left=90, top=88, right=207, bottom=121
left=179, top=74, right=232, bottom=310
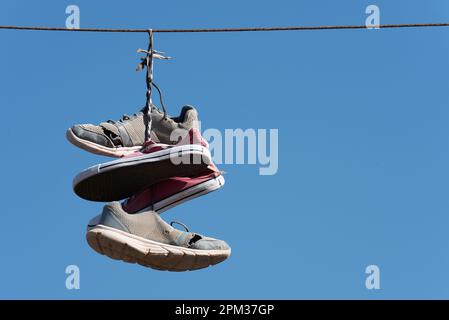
left=98, top=202, right=230, bottom=251
left=70, top=105, right=199, bottom=148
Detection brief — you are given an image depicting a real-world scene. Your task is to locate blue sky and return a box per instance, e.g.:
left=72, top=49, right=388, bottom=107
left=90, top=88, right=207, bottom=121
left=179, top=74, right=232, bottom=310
left=0, top=0, right=448, bottom=299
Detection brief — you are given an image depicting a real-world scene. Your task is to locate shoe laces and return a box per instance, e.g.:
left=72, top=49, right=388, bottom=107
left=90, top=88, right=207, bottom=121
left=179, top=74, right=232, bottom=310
left=108, top=113, right=139, bottom=124
left=105, top=32, right=170, bottom=144
left=170, top=221, right=203, bottom=246
left=106, top=104, right=166, bottom=125
left=170, top=220, right=190, bottom=232
left=137, top=30, right=171, bottom=142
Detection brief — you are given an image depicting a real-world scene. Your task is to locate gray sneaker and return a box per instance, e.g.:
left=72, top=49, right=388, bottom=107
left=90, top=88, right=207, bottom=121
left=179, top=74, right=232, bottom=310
left=66, top=105, right=199, bottom=157
left=86, top=202, right=231, bottom=271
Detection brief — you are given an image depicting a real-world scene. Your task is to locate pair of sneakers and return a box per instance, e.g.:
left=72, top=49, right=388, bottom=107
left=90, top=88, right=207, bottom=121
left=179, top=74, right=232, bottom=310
left=68, top=105, right=231, bottom=271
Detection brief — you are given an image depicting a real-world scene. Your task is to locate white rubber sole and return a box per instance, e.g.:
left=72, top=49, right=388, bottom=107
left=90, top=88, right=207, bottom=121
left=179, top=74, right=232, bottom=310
left=73, top=145, right=212, bottom=202
left=86, top=224, right=231, bottom=271
left=66, top=128, right=141, bottom=158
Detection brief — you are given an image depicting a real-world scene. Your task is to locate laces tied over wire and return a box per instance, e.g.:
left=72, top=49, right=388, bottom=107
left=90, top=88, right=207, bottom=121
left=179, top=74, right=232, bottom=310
left=137, top=29, right=171, bottom=141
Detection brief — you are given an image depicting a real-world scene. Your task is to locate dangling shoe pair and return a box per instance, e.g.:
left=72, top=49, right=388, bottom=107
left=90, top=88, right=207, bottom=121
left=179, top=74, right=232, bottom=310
left=68, top=105, right=230, bottom=271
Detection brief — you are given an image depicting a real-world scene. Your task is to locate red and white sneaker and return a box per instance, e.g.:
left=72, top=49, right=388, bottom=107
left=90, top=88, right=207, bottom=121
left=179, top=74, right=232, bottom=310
left=123, top=166, right=224, bottom=214
left=73, top=129, right=213, bottom=202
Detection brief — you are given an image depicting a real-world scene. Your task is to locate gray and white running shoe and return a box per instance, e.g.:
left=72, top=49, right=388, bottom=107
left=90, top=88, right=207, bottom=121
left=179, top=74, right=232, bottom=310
left=87, top=202, right=231, bottom=271
left=66, top=105, right=199, bottom=157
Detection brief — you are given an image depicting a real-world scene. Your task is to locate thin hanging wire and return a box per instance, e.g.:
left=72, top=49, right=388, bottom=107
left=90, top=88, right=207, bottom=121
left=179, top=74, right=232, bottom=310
left=0, top=23, right=449, bottom=33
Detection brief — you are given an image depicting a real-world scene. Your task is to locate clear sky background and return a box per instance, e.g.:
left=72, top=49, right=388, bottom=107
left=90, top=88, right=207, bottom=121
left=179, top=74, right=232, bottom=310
left=0, top=0, right=448, bottom=299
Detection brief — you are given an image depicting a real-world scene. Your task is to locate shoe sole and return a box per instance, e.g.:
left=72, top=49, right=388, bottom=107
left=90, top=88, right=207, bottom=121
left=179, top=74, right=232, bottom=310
left=86, top=224, right=231, bottom=271
left=73, top=145, right=212, bottom=202
left=66, top=128, right=142, bottom=158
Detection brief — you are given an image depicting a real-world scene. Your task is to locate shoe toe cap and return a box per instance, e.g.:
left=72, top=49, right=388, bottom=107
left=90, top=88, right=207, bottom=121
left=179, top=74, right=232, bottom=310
left=70, top=124, right=114, bottom=147
left=190, top=238, right=230, bottom=251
